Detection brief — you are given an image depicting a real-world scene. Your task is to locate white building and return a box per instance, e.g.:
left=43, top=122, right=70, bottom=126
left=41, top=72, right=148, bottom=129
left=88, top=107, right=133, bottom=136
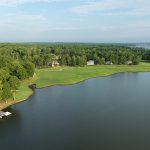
left=126, top=61, right=132, bottom=65
left=105, top=61, right=113, bottom=65
left=87, top=60, right=95, bottom=66
left=51, top=61, right=60, bottom=67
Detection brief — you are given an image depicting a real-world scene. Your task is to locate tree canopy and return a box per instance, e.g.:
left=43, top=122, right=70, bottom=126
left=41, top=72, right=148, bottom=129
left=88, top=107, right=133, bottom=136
left=0, top=43, right=148, bottom=102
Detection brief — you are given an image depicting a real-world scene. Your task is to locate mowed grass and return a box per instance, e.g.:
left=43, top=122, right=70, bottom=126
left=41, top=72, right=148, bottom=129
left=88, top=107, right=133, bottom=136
left=15, top=74, right=38, bottom=100
left=35, top=62, right=150, bottom=88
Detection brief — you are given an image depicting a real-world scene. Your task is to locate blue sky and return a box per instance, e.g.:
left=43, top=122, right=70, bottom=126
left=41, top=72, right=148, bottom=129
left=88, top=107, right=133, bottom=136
left=0, top=0, right=150, bottom=42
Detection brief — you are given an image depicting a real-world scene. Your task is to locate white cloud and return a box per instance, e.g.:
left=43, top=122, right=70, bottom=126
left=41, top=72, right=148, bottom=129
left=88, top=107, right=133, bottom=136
left=0, top=13, right=48, bottom=31
left=0, top=0, right=150, bottom=42
left=71, top=0, right=150, bottom=16
left=0, top=0, right=65, bottom=5
left=1, top=13, right=149, bottom=42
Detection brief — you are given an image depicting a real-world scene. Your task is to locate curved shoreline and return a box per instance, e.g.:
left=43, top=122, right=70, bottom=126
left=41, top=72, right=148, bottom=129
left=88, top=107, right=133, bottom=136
left=0, top=85, right=35, bottom=111
left=1, top=70, right=150, bottom=111
left=35, top=71, right=150, bottom=89
left=36, top=71, right=122, bottom=89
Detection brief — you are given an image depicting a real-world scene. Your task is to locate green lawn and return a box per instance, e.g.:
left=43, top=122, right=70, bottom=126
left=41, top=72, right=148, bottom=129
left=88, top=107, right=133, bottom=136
left=15, top=74, right=38, bottom=100
left=12, top=62, right=150, bottom=101
left=35, top=62, right=150, bottom=88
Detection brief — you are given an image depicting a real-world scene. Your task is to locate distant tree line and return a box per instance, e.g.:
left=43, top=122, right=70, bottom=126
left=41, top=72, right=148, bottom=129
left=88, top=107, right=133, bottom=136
left=0, top=43, right=147, bottom=102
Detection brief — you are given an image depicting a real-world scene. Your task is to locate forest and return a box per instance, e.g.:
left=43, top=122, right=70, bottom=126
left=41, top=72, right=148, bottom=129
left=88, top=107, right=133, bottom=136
left=0, top=43, right=149, bottom=102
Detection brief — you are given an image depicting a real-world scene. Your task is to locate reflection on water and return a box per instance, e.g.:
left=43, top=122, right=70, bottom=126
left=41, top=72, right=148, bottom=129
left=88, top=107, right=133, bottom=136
left=1, top=73, right=150, bottom=150
left=0, top=107, right=21, bottom=124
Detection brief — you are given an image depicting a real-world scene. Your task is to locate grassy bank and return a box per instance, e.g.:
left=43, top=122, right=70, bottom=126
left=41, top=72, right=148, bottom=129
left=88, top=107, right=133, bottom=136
left=0, top=74, right=38, bottom=110
left=1, top=62, right=150, bottom=110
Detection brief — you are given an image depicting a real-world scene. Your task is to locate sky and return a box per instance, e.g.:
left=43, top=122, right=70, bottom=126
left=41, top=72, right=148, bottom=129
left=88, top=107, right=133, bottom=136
left=0, top=0, right=150, bottom=43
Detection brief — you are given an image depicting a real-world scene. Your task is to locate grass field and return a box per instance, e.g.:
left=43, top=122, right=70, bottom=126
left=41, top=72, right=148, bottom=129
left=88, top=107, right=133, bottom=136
left=1, top=62, right=150, bottom=110
left=15, top=73, right=38, bottom=100
left=35, top=62, right=150, bottom=88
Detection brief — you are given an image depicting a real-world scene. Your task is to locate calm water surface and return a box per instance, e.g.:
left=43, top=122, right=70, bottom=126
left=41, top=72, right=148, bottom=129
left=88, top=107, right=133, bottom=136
left=1, top=73, right=150, bottom=150
left=135, top=43, right=150, bottom=49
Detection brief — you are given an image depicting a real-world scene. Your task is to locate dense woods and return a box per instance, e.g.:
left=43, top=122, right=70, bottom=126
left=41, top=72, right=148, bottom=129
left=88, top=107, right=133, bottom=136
left=0, top=43, right=149, bottom=102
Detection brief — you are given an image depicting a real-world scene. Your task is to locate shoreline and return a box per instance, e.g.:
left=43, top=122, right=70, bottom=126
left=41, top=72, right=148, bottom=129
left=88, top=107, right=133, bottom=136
left=1, top=70, right=150, bottom=111
left=0, top=89, right=35, bottom=111
left=0, top=99, right=26, bottom=110
left=36, top=71, right=131, bottom=89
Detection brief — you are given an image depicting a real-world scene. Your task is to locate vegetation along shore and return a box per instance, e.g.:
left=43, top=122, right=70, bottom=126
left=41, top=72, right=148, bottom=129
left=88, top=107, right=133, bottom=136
left=1, top=43, right=150, bottom=110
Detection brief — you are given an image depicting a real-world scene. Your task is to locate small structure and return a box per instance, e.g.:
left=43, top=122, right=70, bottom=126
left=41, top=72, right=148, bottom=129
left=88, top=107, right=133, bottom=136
left=105, top=61, right=113, bottom=65
left=87, top=60, right=95, bottom=66
left=0, top=111, right=12, bottom=119
left=51, top=61, right=60, bottom=67
left=126, top=60, right=132, bottom=65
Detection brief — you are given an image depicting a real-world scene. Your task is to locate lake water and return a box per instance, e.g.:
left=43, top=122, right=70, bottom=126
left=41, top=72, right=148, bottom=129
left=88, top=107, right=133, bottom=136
left=135, top=43, right=150, bottom=49
left=1, top=73, right=150, bottom=150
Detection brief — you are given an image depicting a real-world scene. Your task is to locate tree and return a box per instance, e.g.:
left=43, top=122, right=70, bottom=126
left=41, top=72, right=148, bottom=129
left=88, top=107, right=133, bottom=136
left=99, top=57, right=105, bottom=64
left=2, top=81, right=12, bottom=103
left=76, top=56, right=86, bottom=67
left=60, top=55, right=67, bottom=66
left=43, top=54, right=52, bottom=67
left=72, top=56, right=76, bottom=66
left=66, top=55, right=72, bottom=66
left=10, top=61, right=27, bottom=80
left=132, top=55, right=141, bottom=65
left=0, top=81, right=3, bottom=101
left=76, top=56, right=81, bottom=66
left=34, top=56, right=43, bottom=67
left=22, top=61, right=35, bottom=78
left=8, top=76, right=20, bottom=100
left=0, top=69, right=9, bottom=81
left=93, top=53, right=100, bottom=64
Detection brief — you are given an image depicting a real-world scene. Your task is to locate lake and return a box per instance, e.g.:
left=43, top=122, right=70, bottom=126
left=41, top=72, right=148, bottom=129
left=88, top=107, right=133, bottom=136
left=135, top=43, right=150, bottom=49
left=1, top=73, right=150, bottom=150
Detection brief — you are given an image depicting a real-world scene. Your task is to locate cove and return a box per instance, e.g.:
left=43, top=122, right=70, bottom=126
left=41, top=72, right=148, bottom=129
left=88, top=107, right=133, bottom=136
left=1, top=72, right=150, bottom=150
